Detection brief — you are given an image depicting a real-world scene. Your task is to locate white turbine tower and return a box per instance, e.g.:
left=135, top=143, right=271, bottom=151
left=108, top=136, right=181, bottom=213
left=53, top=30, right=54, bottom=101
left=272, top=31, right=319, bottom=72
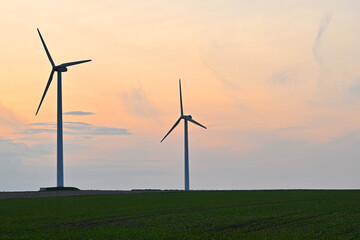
left=161, top=79, right=207, bottom=191
left=35, top=28, right=91, bottom=188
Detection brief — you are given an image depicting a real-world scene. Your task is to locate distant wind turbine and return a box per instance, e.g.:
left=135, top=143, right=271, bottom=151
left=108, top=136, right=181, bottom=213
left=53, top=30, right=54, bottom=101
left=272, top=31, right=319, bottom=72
left=161, top=79, right=207, bottom=191
left=35, top=28, right=91, bottom=188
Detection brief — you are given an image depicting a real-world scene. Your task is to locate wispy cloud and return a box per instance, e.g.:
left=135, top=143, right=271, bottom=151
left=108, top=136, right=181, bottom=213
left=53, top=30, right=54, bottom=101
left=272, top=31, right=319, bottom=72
left=64, top=111, right=95, bottom=116
left=199, top=52, right=253, bottom=113
left=22, top=128, right=57, bottom=135
left=30, top=122, right=54, bottom=126
left=23, top=122, right=131, bottom=136
left=313, top=14, right=332, bottom=68
left=64, top=122, right=130, bottom=136
left=121, top=83, right=159, bottom=118
left=0, top=137, right=55, bottom=165
left=272, top=69, right=299, bottom=86
left=347, top=77, right=360, bottom=98
left=0, top=103, right=24, bottom=132
left=200, top=57, right=239, bottom=89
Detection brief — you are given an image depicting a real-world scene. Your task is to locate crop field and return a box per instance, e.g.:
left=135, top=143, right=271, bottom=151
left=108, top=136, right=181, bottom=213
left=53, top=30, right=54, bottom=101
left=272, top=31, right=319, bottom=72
left=0, top=190, right=359, bottom=239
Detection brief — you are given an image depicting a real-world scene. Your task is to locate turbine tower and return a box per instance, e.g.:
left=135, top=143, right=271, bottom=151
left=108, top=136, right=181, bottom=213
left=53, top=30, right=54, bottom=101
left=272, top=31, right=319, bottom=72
left=35, top=28, right=91, bottom=188
left=161, top=79, right=207, bottom=191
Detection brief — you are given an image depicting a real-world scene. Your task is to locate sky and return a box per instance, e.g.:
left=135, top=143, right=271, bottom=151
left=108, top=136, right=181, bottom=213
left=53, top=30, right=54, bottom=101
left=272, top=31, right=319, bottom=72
left=1, top=0, right=360, bottom=191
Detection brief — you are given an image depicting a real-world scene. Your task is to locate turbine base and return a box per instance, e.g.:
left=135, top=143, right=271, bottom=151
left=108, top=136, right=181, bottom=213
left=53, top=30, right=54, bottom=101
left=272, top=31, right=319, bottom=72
left=39, top=187, right=80, bottom=192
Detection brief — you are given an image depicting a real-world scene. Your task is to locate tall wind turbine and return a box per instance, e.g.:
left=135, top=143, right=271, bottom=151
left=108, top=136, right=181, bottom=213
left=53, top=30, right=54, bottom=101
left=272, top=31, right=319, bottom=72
left=35, top=28, right=91, bottom=188
left=161, top=79, right=207, bottom=191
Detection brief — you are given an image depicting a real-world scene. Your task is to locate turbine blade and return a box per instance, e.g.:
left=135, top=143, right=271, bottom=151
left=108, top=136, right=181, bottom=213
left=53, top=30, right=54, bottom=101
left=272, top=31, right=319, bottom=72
left=61, top=60, right=91, bottom=67
left=36, top=70, right=55, bottom=115
left=37, top=28, right=55, bottom=67
left=188, top=118, right=207, bottom=129
left=179, top=79, right=183, bottom=116
left=160, top=117, right=182, bottom=142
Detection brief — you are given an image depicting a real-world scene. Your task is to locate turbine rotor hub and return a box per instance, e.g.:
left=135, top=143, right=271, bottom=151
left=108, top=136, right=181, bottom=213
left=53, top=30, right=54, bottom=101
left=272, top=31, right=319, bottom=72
left=55, top=66, right=68, bottom=72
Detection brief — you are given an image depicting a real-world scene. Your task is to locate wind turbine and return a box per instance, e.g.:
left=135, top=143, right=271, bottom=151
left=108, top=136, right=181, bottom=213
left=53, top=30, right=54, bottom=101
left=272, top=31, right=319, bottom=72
left=35, top=28, right=91, bottom=188
left=161, top=79, right=207, bottom=191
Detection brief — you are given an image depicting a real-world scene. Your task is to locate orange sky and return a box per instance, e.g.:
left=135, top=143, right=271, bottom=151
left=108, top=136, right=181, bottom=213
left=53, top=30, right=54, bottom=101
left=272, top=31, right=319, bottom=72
left=1, top=1, right=360, bottom=190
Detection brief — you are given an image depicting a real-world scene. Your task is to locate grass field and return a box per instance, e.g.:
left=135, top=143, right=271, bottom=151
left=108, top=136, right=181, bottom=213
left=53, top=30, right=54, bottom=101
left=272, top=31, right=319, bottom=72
left=0, top=190, right=359, bottom=239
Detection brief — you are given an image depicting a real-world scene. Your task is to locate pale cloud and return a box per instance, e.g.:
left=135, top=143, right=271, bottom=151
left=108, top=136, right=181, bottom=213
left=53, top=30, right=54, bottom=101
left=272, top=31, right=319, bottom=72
left=23, top=122, right=131, bottom=136
left=349, top=77, right=360, bottom=97
left=64, top=111, right=95, bottom=116
left=22, top=128, right=57, bottom=135
left=0, top=137, right=54, bottom=169
left=121, top=84, right=159, bottom=118
left=0, top=138, right=32, bottom=162
left=0, top=103, right=24, bottom=133
left=30, top=122, right=54, bottom=126
left=313, top=14, right=332, bottom=68
left=271, top=69, right=299, bottom=86
left=0, top=137, right=57, bottom=191
left=200, top=56, right=239, bottom=89
left=65, top=122, right=131, bottom=136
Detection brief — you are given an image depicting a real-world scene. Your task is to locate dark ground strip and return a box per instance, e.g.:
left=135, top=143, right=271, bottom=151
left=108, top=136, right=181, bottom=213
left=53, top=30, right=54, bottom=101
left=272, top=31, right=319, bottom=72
left=0, top=189, right=350, bottom=200
left=0, top=190, right=170, bottom=199
left=0, top=190, right=129, bottom=199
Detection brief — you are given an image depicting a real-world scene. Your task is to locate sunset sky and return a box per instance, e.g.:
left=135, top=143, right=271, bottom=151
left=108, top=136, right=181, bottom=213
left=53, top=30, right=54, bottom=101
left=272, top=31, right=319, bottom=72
left=1, top=1, right=360, bottom=191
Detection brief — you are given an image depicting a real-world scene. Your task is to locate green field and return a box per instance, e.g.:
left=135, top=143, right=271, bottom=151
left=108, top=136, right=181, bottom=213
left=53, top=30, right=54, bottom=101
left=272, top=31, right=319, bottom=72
left=0, top=190, right=359, bottom=239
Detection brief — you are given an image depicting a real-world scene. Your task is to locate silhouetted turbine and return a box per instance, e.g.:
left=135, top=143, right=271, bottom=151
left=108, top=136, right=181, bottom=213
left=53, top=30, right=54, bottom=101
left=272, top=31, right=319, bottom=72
left=35, top=28, right=91, bottom=187
left=161, top=79, right=207, bottom=191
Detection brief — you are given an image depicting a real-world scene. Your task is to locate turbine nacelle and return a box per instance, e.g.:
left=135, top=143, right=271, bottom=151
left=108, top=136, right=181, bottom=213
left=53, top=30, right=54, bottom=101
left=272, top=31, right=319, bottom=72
left=182, top=115, right=192, bottom=120
left=55, top=66, right=68, bottom=72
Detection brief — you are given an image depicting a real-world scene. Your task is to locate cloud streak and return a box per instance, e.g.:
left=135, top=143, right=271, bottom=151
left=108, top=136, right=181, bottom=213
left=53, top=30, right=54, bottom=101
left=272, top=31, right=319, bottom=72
left=349, top=77, right=360, bottom=97
left=0, top=103, right=24, bottom=132
left=64, top=111, right=95, bottom=116
left=313, top=14, right=332, bottom=67
left=121, top=84, right=159, bottom=118
left=200, top=57, right=239, bottom=89
left=271, top=69, right=299, bottom=86
left=23, top=122, right=131, bottom=136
